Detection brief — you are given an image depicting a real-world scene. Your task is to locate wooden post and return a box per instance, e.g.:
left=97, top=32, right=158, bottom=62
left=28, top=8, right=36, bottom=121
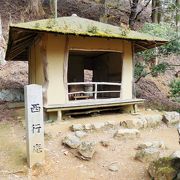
left=24, top=84, right=45, bottom=168
left=94, top=83, right=98, bottom=99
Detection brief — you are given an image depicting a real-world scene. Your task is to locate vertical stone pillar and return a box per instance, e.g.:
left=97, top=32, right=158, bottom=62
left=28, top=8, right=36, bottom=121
left=24, top=84, right=45, bottom=168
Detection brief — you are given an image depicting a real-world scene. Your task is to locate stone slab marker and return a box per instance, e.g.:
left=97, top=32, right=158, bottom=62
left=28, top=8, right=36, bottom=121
left=24, top=84, right=44, bottom=168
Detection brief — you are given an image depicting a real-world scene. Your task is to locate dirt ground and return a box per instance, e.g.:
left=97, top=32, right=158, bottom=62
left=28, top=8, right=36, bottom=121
left=0, top=106, right=179, bottom=180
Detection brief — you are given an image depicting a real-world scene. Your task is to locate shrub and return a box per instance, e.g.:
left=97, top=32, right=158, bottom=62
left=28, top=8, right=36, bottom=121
left=169, top=79, right=180, bottom=101
left=137, top=23, right=180, bottom=62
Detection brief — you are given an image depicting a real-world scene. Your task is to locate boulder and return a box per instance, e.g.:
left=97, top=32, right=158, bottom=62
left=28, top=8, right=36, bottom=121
left=135, top=148, right=160, bottom=163
left=62, top=134, right=81, bottom=149
left=75, top=131, right=87, bottom=138
left=163, top=112, right=180, bottom=125
left=78, top=141, right=96, bottom=160
left=148, top=157, right=176, bottom=180
left=114, top=128, right=140, bottom=140
left=71, top=124, right=84, bottom=131
left=137, top=141, right=166, bottom=150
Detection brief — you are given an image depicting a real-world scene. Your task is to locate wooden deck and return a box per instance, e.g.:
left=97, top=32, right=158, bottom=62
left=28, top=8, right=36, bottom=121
left=44, top=98, right=144, bottom=112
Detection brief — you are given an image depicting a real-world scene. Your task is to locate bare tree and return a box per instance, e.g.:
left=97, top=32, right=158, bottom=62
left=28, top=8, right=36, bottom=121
left=26, top=0, right=45, bottom=18
left=151, top=0, right=162, bottom=23
left=129, top=0, right=151, bottom=29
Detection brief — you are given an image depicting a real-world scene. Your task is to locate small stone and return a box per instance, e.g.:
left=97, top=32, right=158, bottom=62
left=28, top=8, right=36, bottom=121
left=170, top=151, right=180, bottom=159
left=114, top=128, right=140, bottom=140
left=100, top=140, right=110, bottom=147
left=135, top=148, right=160, bottom=163
left=137, top=141, right=166, bottom=150
left=92, top=122, right=105, bottom=130
left=78, top=141, right=96, bottom=160
left=84, top=123, right=93, bottom=130
left=104, top=121, right=118, bottom=129
left=71, top=124, right=84, bottom=131
left=108, top=164, right=119, bottom=172
left=163, top=112, right=180, bottom=125
left=17, top=116, right=22, bottom=120
left=75, top=131, right=87, bottom=138
left=62, top=134, right=81, bottom=149
left=64, top=151, right=69, bottom=155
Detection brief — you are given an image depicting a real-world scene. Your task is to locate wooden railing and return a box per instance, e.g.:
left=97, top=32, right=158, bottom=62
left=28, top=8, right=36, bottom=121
left=68, top=82, right=121, bottom=100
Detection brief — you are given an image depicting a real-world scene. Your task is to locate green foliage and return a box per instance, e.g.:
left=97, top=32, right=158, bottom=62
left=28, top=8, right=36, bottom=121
left=151, top=63, right=170, bottom=77
left=169, top=78, right=180, bottom=99
left=134, top=62, right=146, bottom=80
left=134, top=62, right=170, bottom=82
left=137, top=23, right=180, bottom=62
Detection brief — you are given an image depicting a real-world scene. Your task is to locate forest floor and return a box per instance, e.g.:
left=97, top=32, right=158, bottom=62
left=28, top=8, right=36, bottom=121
left=0, top=104, right=179, bottom=180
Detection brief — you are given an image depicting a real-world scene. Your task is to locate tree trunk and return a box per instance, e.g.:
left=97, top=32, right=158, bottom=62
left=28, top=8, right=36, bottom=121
left=0, top=16, right=6, bottom=65
left=27, top=0, right=45, bottom=17
left=176, top=0, right=180, bottom=36
left=157, top=0, right=162, bottom=23
left=152, top=0, right=157, bottom=23
left=129, top=0, right=139, bottom=29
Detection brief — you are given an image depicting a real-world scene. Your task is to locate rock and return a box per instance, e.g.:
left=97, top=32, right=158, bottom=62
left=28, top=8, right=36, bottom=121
left=137, top=141, right=166, bottom=150
left=71, top=124, right=84, bottom=131
left=104, top=121, right=118, bottom=129
left=84, top=123, right=93, bottom=130
left=92, top=122, right=105, bottom=130
left=163, top=112, right=180, bottom=125
left=100, top=140, right=110, bottom=147
left=145, top=114, right=163, bottom=127
left=122, top=118, right=144, bottom=129
left=148, top=157, right=176, bottom=180
left=62, top=134, right=81, bottom=149
left=170, top=151, right=180, bottom=159
left=135, top=148, right=160, bottom=163
left=75, top=131, right=87, bottom=138
left=78, top=141, right=96, bottom=160
left=64, top=151, right=69, bottom=156
left=114, top=128, right=140, bottom=140
left=108, top=163, right=119, bottom=172
left=121, top=114, right=163, bottom=129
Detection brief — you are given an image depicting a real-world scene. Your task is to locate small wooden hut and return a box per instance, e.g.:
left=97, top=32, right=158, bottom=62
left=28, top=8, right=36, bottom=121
left=5, top=15, right=167, bottom=120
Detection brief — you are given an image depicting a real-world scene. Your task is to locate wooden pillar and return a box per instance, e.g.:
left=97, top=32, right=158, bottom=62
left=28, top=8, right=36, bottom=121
left=121, top=41, right=133, bottom=100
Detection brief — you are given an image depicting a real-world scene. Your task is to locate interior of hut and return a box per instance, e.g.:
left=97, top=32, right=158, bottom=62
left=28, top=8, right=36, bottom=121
left=67, top=50, right=123, bottom=101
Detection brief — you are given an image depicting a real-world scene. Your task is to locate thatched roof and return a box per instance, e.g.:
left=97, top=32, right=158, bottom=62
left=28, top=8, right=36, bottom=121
left=6, top=16, right=168, bottom=61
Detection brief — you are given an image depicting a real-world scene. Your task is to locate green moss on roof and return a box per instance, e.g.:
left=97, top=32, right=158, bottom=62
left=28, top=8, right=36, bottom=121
left=11, top=16, right=167, bottom=42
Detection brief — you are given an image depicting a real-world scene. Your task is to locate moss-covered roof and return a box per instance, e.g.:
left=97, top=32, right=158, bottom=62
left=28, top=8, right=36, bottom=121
left=11, top=16, right=167, bottom=42
left=6, top=16, right=168, bottom=61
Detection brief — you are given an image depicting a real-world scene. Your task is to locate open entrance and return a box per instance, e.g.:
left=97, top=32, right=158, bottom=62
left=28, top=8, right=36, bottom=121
left=68, top=50, right=123, bottom=101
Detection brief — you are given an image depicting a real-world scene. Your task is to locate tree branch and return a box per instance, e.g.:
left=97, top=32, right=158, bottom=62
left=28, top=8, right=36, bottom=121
left=135, top=0, right=151, bottom=20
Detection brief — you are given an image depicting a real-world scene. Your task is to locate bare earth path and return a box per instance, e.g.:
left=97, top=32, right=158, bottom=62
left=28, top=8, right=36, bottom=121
left=0, top=107, right=179, bottom=180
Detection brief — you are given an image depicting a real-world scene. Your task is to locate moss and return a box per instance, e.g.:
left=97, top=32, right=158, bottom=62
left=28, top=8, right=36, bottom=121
left=149, top=157, right=177, bottom=179
left=10, top=16, right=168, bottom=42
left=87, top=25, right=98, bottom=34
left=158, top=167, right=176, bottom=174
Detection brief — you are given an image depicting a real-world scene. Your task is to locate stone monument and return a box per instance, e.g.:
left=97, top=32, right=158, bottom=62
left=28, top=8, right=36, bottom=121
left=24, top=84, right=44, bottom=168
